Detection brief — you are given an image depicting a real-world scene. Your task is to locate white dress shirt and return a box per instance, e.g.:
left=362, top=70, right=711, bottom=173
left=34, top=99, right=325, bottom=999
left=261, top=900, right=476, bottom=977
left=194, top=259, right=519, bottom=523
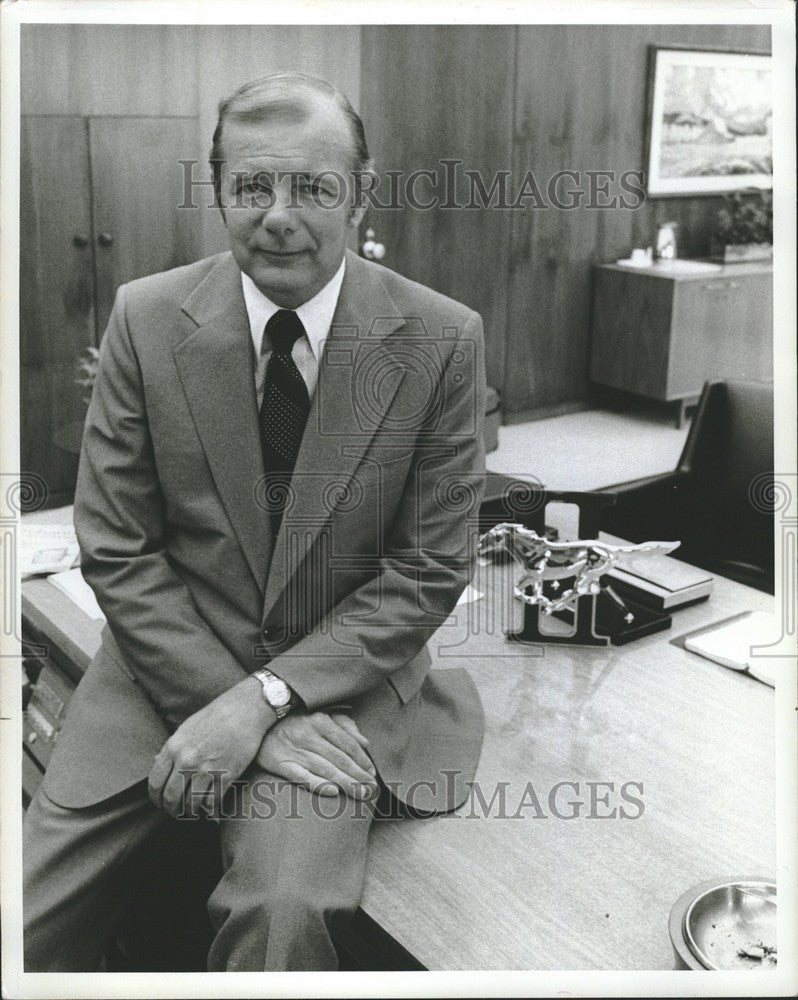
left=241, top=258, right=346, bottom=408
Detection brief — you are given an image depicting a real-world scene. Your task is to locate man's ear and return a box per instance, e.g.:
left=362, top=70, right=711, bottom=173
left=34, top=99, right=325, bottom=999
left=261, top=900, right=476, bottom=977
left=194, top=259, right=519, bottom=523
left=348, top=196, right=367, bottom=229
left=347, top=167, right=375, bottom=228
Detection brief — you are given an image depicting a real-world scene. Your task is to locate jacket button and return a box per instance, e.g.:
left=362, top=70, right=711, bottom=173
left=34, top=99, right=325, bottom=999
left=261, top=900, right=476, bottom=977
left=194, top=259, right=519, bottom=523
left=263, top=628, right=270, bottom=639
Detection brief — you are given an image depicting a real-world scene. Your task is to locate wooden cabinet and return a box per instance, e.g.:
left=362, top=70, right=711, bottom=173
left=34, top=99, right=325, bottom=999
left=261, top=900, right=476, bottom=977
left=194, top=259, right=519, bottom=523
left=590, top=261, right=773, bottom=426
left=20, top=118, right=94, bottom=508
left=20, top=114, right=200, bottom=507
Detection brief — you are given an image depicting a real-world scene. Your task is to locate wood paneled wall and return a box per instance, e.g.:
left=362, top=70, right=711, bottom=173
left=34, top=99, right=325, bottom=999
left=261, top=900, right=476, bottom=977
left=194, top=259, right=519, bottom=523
left=20, top=25, right=200, bottom=117
left=193, top=25, right=362, bottom=255
left=21, top=23, right=771, bottom=418
left=21, top=24, right=362, bottom=258
left=19, top=24, right=361, bottom=505
left=361, top=25, right=516, bottom=399
left=507, top=24, right=772, bottom=415
left=361, top=24, right=771, bottom=416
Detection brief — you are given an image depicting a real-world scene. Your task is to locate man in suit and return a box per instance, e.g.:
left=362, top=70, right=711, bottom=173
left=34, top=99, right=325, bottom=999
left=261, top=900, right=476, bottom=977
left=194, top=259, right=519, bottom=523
left=23, top=72, right=486, bottom=971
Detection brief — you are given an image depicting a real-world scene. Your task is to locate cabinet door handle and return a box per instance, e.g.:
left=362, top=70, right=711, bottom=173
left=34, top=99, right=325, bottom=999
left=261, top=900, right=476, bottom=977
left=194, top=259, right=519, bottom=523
left=97, top=232, right=114, bottom=248
left=72, top=234, right=89, bottom=248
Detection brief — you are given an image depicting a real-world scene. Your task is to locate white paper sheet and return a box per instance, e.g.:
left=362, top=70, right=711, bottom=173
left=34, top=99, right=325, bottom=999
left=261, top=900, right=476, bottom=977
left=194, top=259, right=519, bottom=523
left=21, top=523, right=80, bottom=577
left=48, top=567, right=106, bottom=621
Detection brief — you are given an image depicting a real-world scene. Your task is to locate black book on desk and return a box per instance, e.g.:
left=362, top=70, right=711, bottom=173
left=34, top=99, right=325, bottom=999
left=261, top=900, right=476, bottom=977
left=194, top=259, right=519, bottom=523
left=605, top=550, right=713, bottom=612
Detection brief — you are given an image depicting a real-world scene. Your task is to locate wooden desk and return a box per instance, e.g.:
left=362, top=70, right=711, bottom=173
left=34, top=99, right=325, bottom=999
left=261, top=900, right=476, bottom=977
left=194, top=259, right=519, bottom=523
left=364, top=558, right=775, bottom=969
left=21, top=556, right=775, bottom=970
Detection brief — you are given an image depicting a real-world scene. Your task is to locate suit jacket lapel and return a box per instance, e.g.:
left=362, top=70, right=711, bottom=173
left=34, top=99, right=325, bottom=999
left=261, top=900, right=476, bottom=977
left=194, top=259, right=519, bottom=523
left=262, top=250, right=407, bottom=616
left=173, top=254, right=273, bottom=594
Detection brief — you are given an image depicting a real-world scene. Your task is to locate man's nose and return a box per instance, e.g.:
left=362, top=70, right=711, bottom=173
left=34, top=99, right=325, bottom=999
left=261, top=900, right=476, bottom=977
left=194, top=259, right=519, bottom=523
left=261, top=187, right=297, bottom=237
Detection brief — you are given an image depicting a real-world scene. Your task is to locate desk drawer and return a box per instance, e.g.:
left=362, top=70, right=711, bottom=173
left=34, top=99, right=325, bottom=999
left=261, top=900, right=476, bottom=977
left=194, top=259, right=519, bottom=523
left=23, top=661, right=76, bottom=771
left=22, top=745, right=45, bottom=808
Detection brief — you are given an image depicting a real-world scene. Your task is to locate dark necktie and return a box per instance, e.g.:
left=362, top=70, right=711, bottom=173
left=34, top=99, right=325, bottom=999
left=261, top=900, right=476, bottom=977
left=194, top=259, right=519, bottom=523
left=258, top=310, right=311, bottom=536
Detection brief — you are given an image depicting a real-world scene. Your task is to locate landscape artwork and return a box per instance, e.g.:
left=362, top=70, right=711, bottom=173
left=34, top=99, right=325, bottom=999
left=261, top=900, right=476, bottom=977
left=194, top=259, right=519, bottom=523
left=646, top=47, right=772, bottom=196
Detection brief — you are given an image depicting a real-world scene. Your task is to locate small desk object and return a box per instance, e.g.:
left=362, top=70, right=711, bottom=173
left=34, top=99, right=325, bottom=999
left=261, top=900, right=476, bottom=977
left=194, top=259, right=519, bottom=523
left=479, top=490, right=674, bottom=647
left=590, top=259, right=772, bottom=427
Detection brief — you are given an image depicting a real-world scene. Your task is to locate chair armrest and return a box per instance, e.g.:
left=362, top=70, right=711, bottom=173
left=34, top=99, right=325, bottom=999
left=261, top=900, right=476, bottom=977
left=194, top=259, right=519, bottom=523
left=599, top=472, right=689, bottom=543
left=599, top=470, right=679, bottom=497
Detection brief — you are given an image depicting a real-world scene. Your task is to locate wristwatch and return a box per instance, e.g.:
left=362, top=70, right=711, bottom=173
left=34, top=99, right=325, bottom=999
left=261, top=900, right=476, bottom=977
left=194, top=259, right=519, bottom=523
left=253, top=668, right=294, bottom=719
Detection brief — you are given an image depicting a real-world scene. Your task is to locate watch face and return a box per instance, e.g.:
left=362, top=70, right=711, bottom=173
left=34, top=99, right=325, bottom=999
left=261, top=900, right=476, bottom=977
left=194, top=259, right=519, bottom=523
left=265, top=679, right=291, bottom=707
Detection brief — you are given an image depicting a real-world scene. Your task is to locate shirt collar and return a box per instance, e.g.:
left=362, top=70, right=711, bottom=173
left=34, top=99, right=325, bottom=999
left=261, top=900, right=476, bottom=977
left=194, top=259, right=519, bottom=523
left=240, top=257, right=346, bottom=361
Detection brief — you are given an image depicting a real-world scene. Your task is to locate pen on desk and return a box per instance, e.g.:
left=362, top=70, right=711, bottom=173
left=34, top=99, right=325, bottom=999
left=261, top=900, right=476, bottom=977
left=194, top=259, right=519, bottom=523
left=603, top=583, right=635, bottom=624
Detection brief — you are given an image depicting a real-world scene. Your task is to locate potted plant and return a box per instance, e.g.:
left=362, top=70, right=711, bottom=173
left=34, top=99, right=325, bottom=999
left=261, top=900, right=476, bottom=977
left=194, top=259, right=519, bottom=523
left=53, top=346, right=100, bottom=456
left=77, top=346, right=100, bottom=404
left=712, top=189, right=773, bottom=263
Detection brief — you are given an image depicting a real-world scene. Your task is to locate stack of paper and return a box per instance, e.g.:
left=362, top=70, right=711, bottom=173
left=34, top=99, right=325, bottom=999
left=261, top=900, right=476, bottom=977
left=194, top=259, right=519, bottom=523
left=21, top=523, right=80, bottom=577
left=685, top=611, right=779, bottom=687
left=608, top=549, right=713, bottom=610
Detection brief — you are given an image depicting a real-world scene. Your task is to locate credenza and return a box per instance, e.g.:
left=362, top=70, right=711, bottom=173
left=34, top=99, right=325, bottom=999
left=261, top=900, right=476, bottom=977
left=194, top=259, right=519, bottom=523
left=590, top=260, right=773, bottom=427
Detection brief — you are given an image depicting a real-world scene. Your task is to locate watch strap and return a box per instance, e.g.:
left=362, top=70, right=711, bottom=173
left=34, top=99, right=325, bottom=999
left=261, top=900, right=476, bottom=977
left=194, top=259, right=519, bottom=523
left=253, top=668, right=294, bottom=719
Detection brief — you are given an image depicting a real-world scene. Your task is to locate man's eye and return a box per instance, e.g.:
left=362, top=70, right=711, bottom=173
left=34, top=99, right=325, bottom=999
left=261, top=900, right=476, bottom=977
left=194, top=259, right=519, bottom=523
left=295, top=180, right=327, bottom=197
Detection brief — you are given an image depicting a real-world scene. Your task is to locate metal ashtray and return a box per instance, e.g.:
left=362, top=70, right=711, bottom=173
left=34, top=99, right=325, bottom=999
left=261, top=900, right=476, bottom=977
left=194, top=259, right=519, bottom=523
left=669, top=877, right=777, bottom=970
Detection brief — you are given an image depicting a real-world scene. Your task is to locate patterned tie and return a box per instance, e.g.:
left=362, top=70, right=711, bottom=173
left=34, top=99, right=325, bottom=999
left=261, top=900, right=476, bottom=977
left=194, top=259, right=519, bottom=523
left=258, top=310, right=311, bottom=536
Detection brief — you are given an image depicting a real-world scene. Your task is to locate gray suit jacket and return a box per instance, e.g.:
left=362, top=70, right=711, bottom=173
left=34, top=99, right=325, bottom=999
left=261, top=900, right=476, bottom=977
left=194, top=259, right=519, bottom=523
left=43, top=249, right=486, bottom=814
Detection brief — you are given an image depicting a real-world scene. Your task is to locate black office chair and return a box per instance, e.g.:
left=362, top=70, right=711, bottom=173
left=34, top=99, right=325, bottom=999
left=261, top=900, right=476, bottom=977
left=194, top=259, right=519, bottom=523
left=599, top=380, right=775, bottom=593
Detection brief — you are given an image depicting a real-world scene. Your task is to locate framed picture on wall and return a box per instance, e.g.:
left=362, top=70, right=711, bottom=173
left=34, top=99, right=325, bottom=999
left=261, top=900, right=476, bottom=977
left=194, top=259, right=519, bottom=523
left=645, top=45, right=772, bottom=197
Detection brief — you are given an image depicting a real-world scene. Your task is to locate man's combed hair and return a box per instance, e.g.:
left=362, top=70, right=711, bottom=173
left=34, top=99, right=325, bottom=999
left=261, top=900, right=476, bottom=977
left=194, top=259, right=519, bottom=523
left=210, top=72, right=372, bottom=208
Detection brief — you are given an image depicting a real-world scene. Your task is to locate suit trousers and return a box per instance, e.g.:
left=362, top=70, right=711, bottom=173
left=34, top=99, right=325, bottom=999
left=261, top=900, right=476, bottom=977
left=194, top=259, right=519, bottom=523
left=23, top=768, right=376, bottom=971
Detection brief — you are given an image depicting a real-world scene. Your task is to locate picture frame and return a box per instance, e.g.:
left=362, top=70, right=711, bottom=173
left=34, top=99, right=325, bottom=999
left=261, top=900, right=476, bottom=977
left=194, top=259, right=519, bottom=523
left=644, top=45, right=772, bottom=197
